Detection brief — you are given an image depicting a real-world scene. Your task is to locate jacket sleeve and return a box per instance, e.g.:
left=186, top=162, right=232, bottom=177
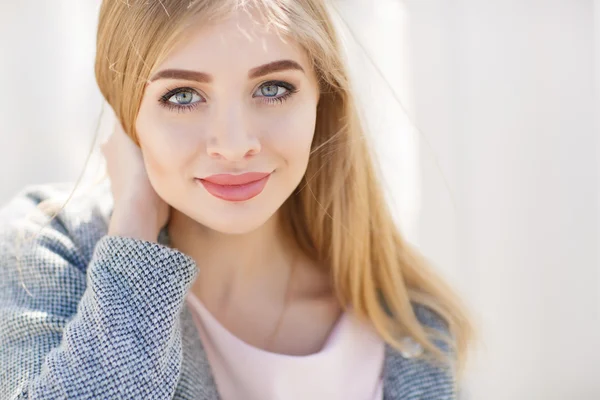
left=0, top=190, right=198, bottom=399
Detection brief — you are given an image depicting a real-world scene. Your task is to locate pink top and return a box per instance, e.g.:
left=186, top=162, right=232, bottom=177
left=185, top=291, right=385, bottom=400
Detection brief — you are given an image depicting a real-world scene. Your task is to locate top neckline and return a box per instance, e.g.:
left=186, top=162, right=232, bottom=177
left=185, top=290, right=352, bottom=360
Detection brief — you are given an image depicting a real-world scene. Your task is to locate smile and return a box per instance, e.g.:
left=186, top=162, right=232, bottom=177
left=195, top=172, right=271, bottom=202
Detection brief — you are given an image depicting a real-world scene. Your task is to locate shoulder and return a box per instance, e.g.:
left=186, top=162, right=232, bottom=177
left=382, top=303, right=457, bottom=399
left=0, top=180, right=113, bottom=272
left=0, top=180, right=113, bottom=324
left=412, top=302, right=453, bottom=355
left=378, top=290, right=453, bottom=357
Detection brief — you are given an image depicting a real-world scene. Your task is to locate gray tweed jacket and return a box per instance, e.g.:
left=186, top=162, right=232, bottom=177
left=0, top=182, right=456, bottom=399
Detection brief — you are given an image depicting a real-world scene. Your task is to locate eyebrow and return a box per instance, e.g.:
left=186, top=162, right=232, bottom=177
left=148, top=59, right=305, bottom=83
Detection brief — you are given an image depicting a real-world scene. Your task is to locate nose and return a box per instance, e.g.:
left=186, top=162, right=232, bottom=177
left=206, top=104, right=261, bottom=161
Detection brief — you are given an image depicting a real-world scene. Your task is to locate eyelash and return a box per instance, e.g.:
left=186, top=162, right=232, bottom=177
left=157, top=81, right=298, bottom=113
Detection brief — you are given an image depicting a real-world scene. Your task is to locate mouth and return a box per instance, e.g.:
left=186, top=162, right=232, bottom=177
left=195, top=172, right=272, bottom=202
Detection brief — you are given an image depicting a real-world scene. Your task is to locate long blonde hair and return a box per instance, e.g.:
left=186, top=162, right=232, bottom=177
left=95, top=0, right=474, bottom=374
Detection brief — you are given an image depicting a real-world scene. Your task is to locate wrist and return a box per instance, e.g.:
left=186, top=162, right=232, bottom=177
left=107, top=226, right=160, bottom=243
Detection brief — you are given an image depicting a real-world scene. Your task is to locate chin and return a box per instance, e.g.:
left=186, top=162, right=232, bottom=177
left=206, top=219, right=269, bottom=235
left=191, top=205, right=280, bottom=235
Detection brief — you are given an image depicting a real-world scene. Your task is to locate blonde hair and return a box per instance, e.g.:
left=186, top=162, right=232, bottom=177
left=95, top=0, right=474, bottom=374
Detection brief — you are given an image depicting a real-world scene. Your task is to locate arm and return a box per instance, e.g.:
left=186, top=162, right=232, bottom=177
left=0, top=194, right=198, bottom=399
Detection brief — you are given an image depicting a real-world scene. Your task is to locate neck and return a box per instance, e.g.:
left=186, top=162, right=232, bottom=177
left=166, top=208, right=297, bottom=310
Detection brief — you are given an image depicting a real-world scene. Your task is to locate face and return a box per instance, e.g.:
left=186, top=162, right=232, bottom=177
left=136, top=8, right=320, bottom=234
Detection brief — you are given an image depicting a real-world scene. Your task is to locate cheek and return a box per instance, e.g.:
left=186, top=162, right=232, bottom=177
left=136, top=108, right=202, bottom=178
left=261, top=101, right=317, bottom=165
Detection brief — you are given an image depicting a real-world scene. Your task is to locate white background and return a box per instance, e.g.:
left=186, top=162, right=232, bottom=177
left=0, top=1, right=598, bottom=399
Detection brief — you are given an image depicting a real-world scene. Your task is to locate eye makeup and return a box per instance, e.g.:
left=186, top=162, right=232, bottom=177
left=157, top=80, right=299, bottom=113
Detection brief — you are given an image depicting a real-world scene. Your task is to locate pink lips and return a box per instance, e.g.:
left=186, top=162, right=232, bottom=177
left=196, top=172, right=271, bottom=202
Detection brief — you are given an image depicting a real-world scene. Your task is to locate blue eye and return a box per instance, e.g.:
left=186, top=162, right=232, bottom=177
left=258, top=84, right=286, bottom=97
left=158, top=87, right=203, bottom=113
left=253, top=81, right=297, bottom=104
left=167, top=90, right=202, bottom=105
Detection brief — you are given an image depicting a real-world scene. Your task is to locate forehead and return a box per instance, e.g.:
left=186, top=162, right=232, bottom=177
left=155, top=7, right=310, bottom=75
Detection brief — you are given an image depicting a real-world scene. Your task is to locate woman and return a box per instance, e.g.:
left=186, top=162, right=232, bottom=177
left=0, top=0, right=474, bottom=399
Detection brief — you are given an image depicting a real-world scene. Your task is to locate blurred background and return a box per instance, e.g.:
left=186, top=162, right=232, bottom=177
left=0, top=0, right=598, bottom=398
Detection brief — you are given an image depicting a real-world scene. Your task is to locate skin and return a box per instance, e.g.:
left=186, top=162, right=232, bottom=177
left=105, top=8, right=342, bottom=355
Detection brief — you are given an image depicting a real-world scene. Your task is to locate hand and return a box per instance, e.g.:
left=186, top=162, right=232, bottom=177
left=101, top=121, right=170, bottom=242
